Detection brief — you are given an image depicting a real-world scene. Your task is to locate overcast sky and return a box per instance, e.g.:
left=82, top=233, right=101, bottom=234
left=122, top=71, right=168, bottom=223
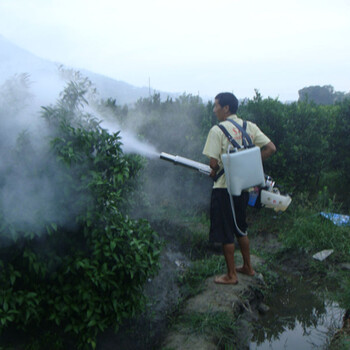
left=0, top=0, right=349, bottom=101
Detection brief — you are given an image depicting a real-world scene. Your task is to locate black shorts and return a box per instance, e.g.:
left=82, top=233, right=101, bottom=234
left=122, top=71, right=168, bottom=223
left=209, top=188, right=249, bottom=244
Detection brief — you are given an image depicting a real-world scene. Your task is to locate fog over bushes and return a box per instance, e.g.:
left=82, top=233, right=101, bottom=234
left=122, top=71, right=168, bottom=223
left=0, top=71, right=161, bottom=349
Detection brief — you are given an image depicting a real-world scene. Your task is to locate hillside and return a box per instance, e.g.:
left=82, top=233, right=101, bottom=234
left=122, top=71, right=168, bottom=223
left=0, top=34, right=179, bottom=105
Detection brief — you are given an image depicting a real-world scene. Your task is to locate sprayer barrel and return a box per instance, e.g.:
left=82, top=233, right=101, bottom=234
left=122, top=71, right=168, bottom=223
left=160, top=152, right=177, bottom=163
left=160, top=152, right=211, bottom=176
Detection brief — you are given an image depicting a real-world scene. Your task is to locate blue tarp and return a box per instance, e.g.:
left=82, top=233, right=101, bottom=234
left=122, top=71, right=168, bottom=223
left=320, top=212, right=350, bottom=226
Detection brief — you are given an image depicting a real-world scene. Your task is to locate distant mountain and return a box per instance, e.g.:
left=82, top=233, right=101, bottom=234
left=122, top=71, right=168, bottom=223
left=80, top=68, right=180, bottom=104
left=0, top=35, right=180, bottom=105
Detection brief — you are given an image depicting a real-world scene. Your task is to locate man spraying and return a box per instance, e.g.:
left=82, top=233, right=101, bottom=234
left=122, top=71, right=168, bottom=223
left=203, top=92, right=276, bottom=285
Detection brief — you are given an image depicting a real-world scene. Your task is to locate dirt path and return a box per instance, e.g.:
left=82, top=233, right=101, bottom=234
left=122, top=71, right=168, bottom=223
left=161, top=255, right=266, bottom=350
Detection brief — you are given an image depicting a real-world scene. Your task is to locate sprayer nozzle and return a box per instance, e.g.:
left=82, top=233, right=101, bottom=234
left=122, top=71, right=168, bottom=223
left=159, top=152, right=211, bottom=176
left=159, top=152, right=176, bottom=163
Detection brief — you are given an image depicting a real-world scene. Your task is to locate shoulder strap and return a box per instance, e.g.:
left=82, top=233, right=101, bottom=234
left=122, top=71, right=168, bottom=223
left=242, top=120, right=248, bottom=148
left=226, top=119, right=254, bottom=148
left=217, top=124, right=241, bottom=149
left=213, top=119, right=251, bottom=182
left=213, top=168, right=225, bottom=182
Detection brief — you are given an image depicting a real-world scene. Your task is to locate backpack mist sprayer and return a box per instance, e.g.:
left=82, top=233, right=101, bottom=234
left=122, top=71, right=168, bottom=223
left=159, top=151, right=292, bottom=213
left=159, top=120, right=291, bottom=222
left=218, top=119, right=292, bottom=214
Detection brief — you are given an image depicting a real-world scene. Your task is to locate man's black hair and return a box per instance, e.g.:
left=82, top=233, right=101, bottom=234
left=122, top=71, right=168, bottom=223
left=215, top=92, right=239, bottom=114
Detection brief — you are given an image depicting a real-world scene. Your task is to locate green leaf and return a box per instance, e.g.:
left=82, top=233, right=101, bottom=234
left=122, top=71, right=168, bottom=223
left=87, top=309, right=93, bottom=318
left=10, top=274, right=16, bottom=285
left=3, top=301, right=8, bottom=312
left=87, top=319, right=96, bottom=327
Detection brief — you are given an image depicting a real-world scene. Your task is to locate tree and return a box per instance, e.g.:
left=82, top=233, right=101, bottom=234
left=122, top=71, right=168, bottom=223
left=298, top=85, right=349, bottom=105
left=0, top=76, right=161, bottom=349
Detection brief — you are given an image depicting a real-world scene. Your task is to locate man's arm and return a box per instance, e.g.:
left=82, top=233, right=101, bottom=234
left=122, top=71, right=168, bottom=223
left=261, top=141, right=276, bottom=161
left=209, top=157, right=219, bottom=178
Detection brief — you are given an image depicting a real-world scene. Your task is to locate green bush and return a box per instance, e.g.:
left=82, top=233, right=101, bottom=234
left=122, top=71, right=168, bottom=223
left=330, top=99, right=350, bottom=203
left=0, top=77, right=161, bottom=349
left=239, top=91, right=336, bottom=192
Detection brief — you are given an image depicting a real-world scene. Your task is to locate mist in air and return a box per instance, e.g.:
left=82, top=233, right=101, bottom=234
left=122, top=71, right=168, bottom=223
left=0, top=69, right=165, bottom=235
left=98, top=118, right=160, bottom=159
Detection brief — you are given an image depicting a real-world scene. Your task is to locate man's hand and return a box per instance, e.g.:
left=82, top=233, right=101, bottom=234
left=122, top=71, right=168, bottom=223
left=209, top=157, right=219, bottom=179
left=210, top=169, right=217, bottom=178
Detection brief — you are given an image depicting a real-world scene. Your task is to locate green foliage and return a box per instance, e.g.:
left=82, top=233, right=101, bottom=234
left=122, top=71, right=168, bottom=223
left=254, top=263, right=281, bottom=293
left=239, top=91, right=337, bottom=192
left=277, top=192, right=350, bottom=262
left=330, top=99, right=350, bottom=197
left=329, top=335, right=350, bottom=350
left=179, top=217, right=212, bottom=260
left=178, top=255, right=226, bottom=298
left=334, top=274, right=350, bottom=311
left=175, top=311, right=237, bottom=347
left=0, top=76, right=161, bottom=349
left=239, top=91, right=288, bottom=181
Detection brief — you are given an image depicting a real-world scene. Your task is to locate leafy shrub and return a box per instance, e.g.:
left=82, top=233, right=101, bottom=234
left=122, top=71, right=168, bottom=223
left=330, top=99, right=350, bottom=203
left=239, top=91, right=336, bottom=192
left=0, top=77, right=161, bottom=349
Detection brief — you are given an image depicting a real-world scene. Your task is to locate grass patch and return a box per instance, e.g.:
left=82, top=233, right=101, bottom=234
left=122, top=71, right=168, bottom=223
left=179, top=223, right=213, bottom=260
left=254, top=262, right=282, bottom=292
left=328, top=329, right=350, bottom=350
left=181, top=230, right=211, bottom=260
left=158, top=191, right=349, bottom=350
left=279, top=202, right=350, bottom=262
left=248, top=190, right=350, bottom=312
left=331, top=271, right=350, bottom=311
left=249, top=191, right=350, bottom=263
left=176, top=311, right=238, bottom=348
left=178, top=255, right=226, bottom=298
left=247, top=206, right=292, bottom=236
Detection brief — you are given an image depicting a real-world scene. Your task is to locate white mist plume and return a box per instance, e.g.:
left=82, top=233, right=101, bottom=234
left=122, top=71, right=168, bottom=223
left=0, top=67, right=191, bottom=236
left=85, top=101, right=160, bottom=159
left=0, top=73, right=83, bottom=233
left=100, top=119, right=160, bottom=159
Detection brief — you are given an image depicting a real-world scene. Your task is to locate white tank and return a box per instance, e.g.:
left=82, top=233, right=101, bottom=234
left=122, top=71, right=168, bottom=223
left=260, top=190, right=292, bottom=212
left=221, top=146, right=265, bottom=196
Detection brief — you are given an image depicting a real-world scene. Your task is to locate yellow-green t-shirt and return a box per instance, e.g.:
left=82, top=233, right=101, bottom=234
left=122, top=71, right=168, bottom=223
left=202, top=114, right=271, bottom=188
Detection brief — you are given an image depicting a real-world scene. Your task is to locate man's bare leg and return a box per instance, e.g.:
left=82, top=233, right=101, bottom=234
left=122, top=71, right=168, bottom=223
left=236, top=236, right=255, bottom=276
left=214, top=243, right=238, bottom=284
